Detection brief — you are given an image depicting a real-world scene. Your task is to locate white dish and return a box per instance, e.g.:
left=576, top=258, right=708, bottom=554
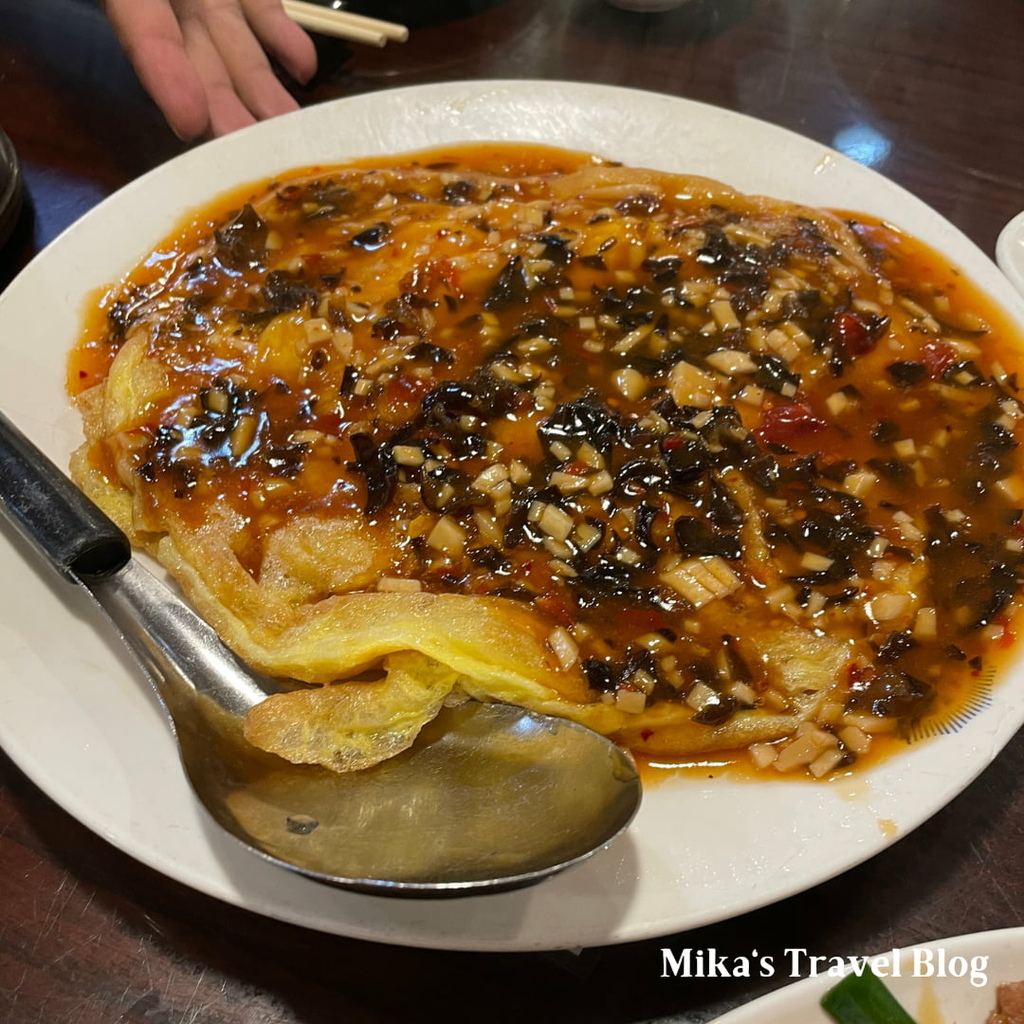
left=710, top=926, right=1024, bottom=1023
left=997, top=210, right=1024, bottom=298
left=2, top=80, right=1024, bottom=953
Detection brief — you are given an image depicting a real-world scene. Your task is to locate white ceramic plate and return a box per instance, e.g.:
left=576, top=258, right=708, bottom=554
left=711, top=927, right=1024, bottom=1023
left=2, top=80, right=1024, bottom=953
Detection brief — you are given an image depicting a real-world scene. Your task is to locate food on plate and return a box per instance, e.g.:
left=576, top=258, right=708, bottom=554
left=988, top=981, right=1024, bottom=1024
left=821, top=968, right=918, bottom=1024
left=822, top=970, right=1024, bottom=1024
left=68, top=143, right=1024, bottom=776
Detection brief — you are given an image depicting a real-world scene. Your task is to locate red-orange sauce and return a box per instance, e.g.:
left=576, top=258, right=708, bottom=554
left=70, top=144, right=1024, bottom=779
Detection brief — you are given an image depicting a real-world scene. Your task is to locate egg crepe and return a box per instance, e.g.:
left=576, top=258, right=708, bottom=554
left=70, top=144, right=1024, bottom=777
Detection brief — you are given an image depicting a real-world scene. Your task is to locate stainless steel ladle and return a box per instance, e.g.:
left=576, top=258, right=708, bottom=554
left=0, top=411, right=641, bottom=897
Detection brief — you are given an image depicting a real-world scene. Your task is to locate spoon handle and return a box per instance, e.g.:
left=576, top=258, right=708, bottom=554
left=0, top=410, right=274, bottom=713
left=0, top=410, right=129, bottom=579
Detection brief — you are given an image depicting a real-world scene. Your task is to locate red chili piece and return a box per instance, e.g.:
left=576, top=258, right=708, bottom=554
left=621, top=608, right=666, bottom=633
left=757, top=400, right=827, bottom=445
left=922, top=340, right=957, bottom=379
left=830, top=309, right=876, bottom=358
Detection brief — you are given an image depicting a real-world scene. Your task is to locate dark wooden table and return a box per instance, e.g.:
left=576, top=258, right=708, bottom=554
left=1, top=0, right=1023, bottom=1020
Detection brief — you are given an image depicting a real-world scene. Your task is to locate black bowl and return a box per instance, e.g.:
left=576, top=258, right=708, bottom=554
left=0, top=127, right=23, bottom=252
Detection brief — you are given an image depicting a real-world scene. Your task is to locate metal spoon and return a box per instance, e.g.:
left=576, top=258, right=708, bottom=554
left=0, top=410, right=641, bottom=897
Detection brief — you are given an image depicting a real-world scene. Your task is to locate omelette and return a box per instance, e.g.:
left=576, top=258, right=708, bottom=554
left=69, top=143, right=1024, bottom=778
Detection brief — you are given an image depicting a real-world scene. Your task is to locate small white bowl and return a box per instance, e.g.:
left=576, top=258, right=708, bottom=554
left=996, top=210, right=1024, bottom=298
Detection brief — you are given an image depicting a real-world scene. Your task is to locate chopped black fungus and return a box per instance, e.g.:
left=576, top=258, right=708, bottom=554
left=867, top=457, right=913, bottom=481
left=641, top=255, right=683, bottom=282
left=517, top=315, right=568, bottom=340
left=406, top=342, right=455, bottom=365
left=701, top=477, right=747, bottom=528
left=567, top=557, right=641, bottom=597
left=692, top=691, right=738, bottom=726
left=696, top=225, right=735, bottom=270
left=582, top=659, right=617, bottom=693
left=419, top=464, right=488, bottom=513
left=350, top=223, right=391, bottom=251
left=152, top=378, right=261, bottom=470
left=753, top=353, right=802, bottom=395
left=695, top=225, right=772, bottom=314
left=107, top=284, right=157, bottom=340
left=956, top=567, right=1021, bottom=630
left=531, top=233, right=573, bottom=266
left=924, top=505, right=1024, bottom=630
left=591, top=284, right=657, bottom=327
left=674, top=516, right=741, bottom=560
left=720, top=635, right=753, bottom=687
left=661, top=437, right=712, bottom=486
left=279, top=180, right=354, bottom=220
left=421, top=370, right=522, bottom=422
left=887, top=361, right=928, bottom=387
left=849, top=667, right=933, bottom=720
left=467, top=546, right=511, bottom=572
left=633, top=503, right=661, bottom=550
left=339, top=365, right=358, bottom=396
left=489, top=585, right=536, bottom=602
left=872, top=420, right=901, bottom=445
left=618, top=309, right=655, bottom=332
left=214, top=205, right=267, bottom=271
left=819, top=458, right=857, bottom=483
left=615, top=193, right=661, bottom=217
left=877, top=631, right=916, bottom=663
left=372, top=313, right=407, bottom=342
left=260, top=269, right=320, bottom=313
left=796, top=507, right=874, bottom=554
left=348, top=433, right=396, bottom=514
left=539, top=391, right=622, bottom=456
left=780, top=288, right=822, bottom=320
left=942, top=360, right=984, bottom=386
left=615, top=458, right=670, bottom=496
left=264, top=441, right=307, bottom=479
left=484, top=256, right=531, bottom=309
left=827, top=587, right=860, bottom=607
left=442, top=180, right=476, bottom=205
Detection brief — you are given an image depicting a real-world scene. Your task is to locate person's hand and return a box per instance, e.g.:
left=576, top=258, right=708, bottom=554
left=102, top=0, right=319, bottom=141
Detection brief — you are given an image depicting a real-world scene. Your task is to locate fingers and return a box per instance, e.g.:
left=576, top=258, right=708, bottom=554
left=102, top=0, right=213, bottom=140
left=243, top=0, right=319, bottom=86
left=181, top=0, right=303, bottom=132
left=104, top=0, right=319, bottom=140
left=175, top=6, right=263, bottom=137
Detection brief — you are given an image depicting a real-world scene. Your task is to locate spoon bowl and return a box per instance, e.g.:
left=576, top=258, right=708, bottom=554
left=0, top=410, right=641, bottom=896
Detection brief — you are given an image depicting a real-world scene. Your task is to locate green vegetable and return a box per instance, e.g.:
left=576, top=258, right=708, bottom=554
left=820, top=968, right=919, bottom=1024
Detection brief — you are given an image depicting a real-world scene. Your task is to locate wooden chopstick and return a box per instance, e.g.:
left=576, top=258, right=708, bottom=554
left=282, top=0, right=409, bottom=46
